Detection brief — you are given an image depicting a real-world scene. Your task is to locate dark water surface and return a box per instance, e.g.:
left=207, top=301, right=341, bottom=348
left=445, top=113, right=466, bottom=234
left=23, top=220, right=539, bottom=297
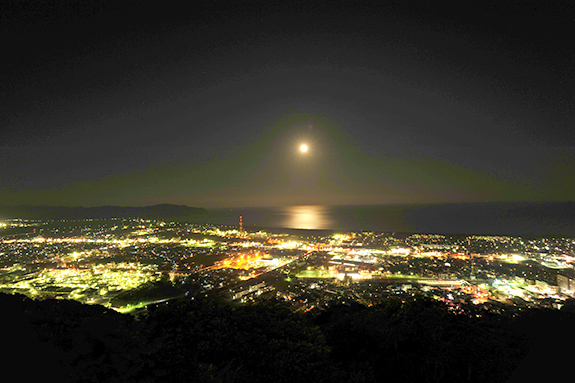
left=190, top=202, right=575, bottom=236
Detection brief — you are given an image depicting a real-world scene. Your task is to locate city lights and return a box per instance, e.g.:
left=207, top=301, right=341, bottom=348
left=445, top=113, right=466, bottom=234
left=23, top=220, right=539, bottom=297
left=0, top=217, right=574, bottom=314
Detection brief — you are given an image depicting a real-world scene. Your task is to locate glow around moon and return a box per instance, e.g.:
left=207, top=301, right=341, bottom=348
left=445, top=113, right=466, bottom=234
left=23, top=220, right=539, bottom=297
left=299, top=144, right=309, bottom=153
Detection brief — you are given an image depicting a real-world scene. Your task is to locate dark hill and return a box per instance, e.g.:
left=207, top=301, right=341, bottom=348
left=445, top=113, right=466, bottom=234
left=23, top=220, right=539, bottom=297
left=3, top=292, right=574, bottom=382
left=0, top=204, right=207, bottom=220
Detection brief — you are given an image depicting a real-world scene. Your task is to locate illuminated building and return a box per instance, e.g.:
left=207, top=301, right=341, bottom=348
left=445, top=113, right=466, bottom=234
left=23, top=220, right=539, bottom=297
left=558, top=274, right=575, bottom=293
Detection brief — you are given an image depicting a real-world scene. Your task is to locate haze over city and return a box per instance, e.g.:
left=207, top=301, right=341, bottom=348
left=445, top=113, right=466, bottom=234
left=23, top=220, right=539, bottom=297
left=2, top=0, right=574, bottom=208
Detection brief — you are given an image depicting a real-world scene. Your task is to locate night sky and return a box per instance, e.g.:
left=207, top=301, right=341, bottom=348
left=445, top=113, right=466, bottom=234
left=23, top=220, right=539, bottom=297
left=2, top=0, right=574, bottom=208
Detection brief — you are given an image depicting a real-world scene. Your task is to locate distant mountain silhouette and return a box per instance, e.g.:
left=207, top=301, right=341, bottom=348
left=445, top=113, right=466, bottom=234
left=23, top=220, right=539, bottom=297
left=0, top=204, right=207, bottom=220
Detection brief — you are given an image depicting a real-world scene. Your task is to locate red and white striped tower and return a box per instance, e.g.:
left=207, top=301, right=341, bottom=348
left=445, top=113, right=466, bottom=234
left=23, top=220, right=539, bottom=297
left=239, top=215, right=243, bottom=232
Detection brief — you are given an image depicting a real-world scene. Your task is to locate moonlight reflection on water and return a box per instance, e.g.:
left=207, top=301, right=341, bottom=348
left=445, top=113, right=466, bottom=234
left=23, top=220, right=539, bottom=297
left=282, top=205, right=335, bottom=230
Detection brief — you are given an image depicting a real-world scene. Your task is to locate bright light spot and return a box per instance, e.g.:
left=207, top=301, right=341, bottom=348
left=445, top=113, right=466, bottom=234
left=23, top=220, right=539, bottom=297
left=299, top=144, right=308, bottom=153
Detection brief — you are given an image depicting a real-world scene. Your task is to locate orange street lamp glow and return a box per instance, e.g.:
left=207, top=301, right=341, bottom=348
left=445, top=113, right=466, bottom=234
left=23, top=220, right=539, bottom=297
left=300, top=144, right=308, bottom=153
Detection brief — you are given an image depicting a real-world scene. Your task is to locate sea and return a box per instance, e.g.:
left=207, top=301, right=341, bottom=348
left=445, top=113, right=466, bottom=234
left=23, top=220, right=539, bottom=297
left=188, top=202, right=575, bottom=237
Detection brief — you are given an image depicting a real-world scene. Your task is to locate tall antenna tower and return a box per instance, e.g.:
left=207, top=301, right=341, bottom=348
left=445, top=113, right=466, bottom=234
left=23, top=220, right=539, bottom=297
left=239, top=215, right=243, bottom=232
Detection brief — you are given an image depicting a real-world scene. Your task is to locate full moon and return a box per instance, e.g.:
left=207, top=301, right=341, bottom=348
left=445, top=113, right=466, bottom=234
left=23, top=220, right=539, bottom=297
left=299, top=144, right=309, bottom=153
